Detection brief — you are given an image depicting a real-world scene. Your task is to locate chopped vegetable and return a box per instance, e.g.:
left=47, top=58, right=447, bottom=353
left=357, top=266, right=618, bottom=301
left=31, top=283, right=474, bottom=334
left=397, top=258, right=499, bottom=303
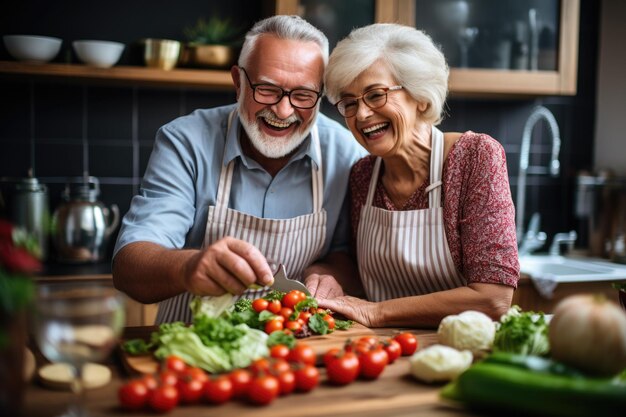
left=493, top=306, right=549, bottom=356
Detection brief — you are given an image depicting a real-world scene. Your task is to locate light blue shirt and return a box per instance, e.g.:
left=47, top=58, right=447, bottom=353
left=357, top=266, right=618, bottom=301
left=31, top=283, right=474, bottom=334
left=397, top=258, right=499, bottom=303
left=113, top=104, right=367, bottom=260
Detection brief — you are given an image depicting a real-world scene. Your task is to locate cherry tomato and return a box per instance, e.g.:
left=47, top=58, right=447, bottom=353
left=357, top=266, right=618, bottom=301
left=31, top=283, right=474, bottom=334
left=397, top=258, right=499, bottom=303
left=298, top=311, right=312, bottom=323
left=326, top=350, right=360, bottom=385
left=164, top=355, right=187, bottom=373
left=264, top=318, right=284, bottom=334
left=294, top=365, right=320, bottom=392
left=178, top=377, right=204, bottom=404
left=204, top=375, right=233, bottom=405
left=276, top=370, right=296, bottom=395
left=248, top=358, right=271, bottom=375
left=228, top=369, right=252, bottom=399
left=282, top=290, right=305, bottom=309
left=181, top=367, right=208, bottom=385
left=148, top=385, right=179, bottom=413
left=357, top=336, right=380, bottom=348
left=394, top=332, right=418, bottom=356
left=247, top=374, right=280, bottom=405
left=285, top=320, right=302, bottom=333
left=158, top=370, right=179, bottom=387
left=279, top=307, right=294, bottom=320
left=252, top=298, right=269, bottom=313
left=267, top=299, right=282, bottom=314
left=322, top=347, right=341, bottom=366
left=322, top=314, right=336, bottom=330
left=269, top=358, right=291, bottom=375
left=383, top=338, right=402, bottom=364
left=359, top=348, right=389, bottom=380
left=287, top=343, right=316, bottom=366
left=139, top=374, right=158, bottom=391
left=269, top=344, right=290, bottom=360
left=118, top=379, right=149, bottom=411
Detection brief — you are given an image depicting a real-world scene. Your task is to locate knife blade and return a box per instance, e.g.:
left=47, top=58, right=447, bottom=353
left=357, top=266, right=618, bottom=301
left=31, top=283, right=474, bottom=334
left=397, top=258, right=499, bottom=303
left=271, top=264, right=311, bottom=296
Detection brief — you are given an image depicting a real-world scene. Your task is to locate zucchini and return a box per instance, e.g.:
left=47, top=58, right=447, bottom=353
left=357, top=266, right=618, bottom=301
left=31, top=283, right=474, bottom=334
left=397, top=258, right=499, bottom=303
left=442, top=362, right=626, bottom=417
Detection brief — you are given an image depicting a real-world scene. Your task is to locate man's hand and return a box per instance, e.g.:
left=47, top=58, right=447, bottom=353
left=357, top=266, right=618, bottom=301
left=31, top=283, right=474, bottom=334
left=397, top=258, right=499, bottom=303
left=304, top=273, right=344, bottom=300
left=183, top=236, right=274, bottom=296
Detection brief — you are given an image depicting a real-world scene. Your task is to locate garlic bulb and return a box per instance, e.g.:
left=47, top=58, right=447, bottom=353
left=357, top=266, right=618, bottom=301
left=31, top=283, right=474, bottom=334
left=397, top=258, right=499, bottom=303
left=549, top=294, right=626, bottom=376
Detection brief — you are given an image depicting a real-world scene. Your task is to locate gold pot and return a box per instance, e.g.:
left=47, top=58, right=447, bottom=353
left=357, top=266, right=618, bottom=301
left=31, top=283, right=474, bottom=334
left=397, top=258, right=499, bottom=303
left=143, top=39, right=181, bottom=71
left=180, top=44, right=237, bottom=69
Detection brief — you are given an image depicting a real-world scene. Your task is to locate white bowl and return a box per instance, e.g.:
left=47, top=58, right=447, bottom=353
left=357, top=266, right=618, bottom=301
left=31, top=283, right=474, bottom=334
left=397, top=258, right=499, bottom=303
left=3, top=35, right=62, bottom=63
left=73, top=40, right=125, bottom=68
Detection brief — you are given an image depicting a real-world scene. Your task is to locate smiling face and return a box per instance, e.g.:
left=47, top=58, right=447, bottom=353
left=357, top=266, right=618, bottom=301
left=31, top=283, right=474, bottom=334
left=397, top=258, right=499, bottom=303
left=339, top=62, right=426, bottom=157
left=232, top=35, right=324, bottom=159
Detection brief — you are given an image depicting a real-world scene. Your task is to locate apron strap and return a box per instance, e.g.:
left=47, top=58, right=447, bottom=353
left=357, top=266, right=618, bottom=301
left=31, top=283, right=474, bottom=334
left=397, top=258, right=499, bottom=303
left=428, top=126, right=444, bottom=209
left=364, top=157, right=382, bottom=208
left=310, top=124, right=323, bottom=213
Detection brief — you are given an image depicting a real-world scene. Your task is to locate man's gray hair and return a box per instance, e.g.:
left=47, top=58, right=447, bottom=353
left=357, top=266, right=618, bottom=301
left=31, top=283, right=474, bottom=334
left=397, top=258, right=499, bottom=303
left=238, top=15, right=329, bottom=67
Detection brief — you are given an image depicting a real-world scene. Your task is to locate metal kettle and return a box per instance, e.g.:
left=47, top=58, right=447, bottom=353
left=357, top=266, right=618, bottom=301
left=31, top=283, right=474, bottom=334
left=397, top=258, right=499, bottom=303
left=52, top=176, right=119, bottom=263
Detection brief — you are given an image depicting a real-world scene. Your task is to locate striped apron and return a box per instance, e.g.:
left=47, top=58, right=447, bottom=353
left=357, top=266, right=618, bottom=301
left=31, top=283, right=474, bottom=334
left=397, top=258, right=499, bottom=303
left=357, top=126, right=465, bottom=302
left=156, top=110, right=327, bottom=323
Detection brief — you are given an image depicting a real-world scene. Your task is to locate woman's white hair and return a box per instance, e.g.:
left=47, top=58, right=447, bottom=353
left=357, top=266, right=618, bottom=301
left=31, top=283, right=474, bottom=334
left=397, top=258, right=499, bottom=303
left=238, top=15, right=329, bottom=68
left=325, top=24, right=448, bottom=125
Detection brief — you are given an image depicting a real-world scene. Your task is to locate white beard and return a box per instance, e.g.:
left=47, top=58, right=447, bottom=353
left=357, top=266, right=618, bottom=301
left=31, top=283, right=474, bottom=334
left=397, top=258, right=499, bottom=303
left=238, top=100, right=318, bottom=159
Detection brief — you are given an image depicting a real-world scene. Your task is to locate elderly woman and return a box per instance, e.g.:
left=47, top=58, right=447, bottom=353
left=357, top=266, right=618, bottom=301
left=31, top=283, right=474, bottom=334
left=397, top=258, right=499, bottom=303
left=318, top=24, right=519, bottom=327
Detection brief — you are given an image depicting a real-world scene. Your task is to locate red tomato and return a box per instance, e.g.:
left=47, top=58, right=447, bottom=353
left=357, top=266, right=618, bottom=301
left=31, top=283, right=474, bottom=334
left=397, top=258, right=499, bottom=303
left=264, top=318, right=284, bottom=334
left=228, top=369, right=252, bottom=399
left=383, top=338, right=402, bottom=364
left=322, top=314, right=336, bottom=330
left=181, top=367, right=209, bottom=385
left=252, top=298, right=269, bottom=313
left=322, top=347, right=341, bottom=366
left=178, top=377, right=204, bottom=404
left=298, top=311, right=312, bottom=323
left=269, top=358, right=291, bottom=375
left=148, top=385, right=179, bottom=413
left=158, top=370, right=179, bottom=387
left=294, top=365, right=320, bottom=392
left=204, top=375, right=233, bottom=405
left=279, top=307, right=294, bottom=320
left=118, top=379, right=149, bottom=411
left=267, top=299, right=282, bottom=314
left=276, top=370, right=296, bottom=395
left=282, top=290, right=305, bottom=309
left=269, top=344, right=290, bottom=360
left=359, top=348, right=389, bottom=380
left=164, top=355, right=187, bottom=373
left=247, top=374, right=280, bottom=405
left=285, top=320, right=302, bottom=333
left=139, top=374, right=158, bottom=391
left=394, top=332, right=418, bottom=356
left=287, top=343, right=316, bottom=366
left=326, top=350, right=360, bottom=385
left=248, top=358, right=271, bottom=375
left=357, top=336, right=379, bottom=347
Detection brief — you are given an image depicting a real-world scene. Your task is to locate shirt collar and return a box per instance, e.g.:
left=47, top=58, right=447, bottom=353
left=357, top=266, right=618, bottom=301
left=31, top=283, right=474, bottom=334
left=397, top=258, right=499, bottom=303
left=222, top=110, right=321, bottom=170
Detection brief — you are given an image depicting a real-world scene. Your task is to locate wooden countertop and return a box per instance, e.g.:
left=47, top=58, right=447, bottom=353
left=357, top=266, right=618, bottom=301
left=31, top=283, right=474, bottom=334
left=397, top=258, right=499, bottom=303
left=22, top=327, right=475, bottom=417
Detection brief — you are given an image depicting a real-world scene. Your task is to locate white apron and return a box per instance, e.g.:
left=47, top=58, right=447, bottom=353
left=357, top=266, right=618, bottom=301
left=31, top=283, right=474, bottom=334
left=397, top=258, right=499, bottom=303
left=156, top=110, right=327, bottom=323
left=357, top=126, right=465, bottom=302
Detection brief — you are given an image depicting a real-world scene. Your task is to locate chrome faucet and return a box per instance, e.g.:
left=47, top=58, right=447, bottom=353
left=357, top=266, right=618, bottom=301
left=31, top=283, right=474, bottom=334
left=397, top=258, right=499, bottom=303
left=549, top=230, right=578, bottom=256
left=516, top=106, right=561, bottom=253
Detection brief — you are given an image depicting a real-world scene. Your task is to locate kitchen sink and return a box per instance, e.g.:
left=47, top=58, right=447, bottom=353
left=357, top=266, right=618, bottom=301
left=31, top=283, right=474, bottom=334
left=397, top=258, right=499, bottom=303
left=519, top=255, right=626, bottom=283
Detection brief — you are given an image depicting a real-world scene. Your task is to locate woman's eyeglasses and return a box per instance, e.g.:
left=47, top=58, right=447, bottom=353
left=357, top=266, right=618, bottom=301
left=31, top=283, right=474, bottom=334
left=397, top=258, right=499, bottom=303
left=334, top=86, right=403, bottom=118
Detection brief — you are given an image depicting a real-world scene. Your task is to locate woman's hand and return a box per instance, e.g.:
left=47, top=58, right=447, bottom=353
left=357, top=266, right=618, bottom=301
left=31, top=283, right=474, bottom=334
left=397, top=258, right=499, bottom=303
left=304, top=274, right=344, bottom=300
left=317, top=296, right=380, bottom=327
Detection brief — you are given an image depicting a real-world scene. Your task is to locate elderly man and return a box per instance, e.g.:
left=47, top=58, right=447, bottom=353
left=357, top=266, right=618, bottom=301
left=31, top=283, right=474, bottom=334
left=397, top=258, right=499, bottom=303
left=112, top=15, right=366, bottom=323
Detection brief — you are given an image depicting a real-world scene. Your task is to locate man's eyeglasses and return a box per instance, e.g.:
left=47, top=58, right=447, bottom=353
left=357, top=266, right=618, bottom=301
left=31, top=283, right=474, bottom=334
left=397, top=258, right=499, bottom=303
left=239, top=67, right=322, bottom=110
left=334, top=86, right=403, bottom=118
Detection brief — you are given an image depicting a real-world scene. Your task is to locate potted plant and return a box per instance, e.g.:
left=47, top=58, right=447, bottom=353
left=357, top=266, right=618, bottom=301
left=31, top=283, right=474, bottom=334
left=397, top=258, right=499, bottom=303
left=0, top=219, right=41, bottom=415
left=180, top=16, right=244, bottom=69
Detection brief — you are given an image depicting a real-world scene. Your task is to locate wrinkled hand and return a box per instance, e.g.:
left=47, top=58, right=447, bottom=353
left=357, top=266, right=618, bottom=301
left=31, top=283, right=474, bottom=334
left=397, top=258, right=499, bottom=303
left=304, top=273, right=344, bottom=300
left=317, top=296, right=379, bottom=328
left=183, top=236, right=274, bottom=296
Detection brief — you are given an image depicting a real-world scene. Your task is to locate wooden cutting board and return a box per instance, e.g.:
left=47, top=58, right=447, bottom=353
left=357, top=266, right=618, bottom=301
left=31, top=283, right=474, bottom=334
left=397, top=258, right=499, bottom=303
left=120, top=323, right=376, bottom=375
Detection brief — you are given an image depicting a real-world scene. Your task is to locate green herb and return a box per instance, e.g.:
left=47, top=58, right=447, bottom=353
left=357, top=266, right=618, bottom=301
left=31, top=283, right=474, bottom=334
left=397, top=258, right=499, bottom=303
left=263, top=290, right=286, bottom=302
left=233, top=298, right=253, bottom=312
left=334, top=319, right=354, bottom=331
left=493, top=306, right=550, bottom=356
left=293, top=297, right=318, bottom=315
left=308, top=313, right=330, bottom=335
left=267, top=330, right=297, bottom=349
left=122, top=338, right=152, bottom=355
left=183, top=16, right=244, bottom=46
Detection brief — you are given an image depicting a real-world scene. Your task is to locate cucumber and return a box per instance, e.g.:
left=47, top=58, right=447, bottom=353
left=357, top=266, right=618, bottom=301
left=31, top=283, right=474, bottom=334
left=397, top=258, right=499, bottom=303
left=442, top=362, right=626, bottom=417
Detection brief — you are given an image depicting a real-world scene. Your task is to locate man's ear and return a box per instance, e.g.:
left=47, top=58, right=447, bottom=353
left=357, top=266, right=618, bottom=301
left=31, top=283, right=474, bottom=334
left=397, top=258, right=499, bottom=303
left=231, top=65, right=241, bottom=97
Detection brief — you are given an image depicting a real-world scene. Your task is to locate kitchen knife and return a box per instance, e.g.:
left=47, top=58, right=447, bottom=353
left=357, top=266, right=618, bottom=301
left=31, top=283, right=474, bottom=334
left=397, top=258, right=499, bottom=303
left=271, top=264, right=311, bottom=296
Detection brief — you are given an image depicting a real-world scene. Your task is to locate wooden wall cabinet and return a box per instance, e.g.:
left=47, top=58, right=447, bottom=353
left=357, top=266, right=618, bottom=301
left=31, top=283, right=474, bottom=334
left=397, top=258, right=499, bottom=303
left=0, top=1, right=580, bottom=97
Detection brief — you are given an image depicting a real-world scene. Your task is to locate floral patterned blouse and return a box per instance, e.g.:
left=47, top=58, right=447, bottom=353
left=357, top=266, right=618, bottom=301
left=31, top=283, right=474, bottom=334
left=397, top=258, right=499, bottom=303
left=350, top=131, right=520, bottom=288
